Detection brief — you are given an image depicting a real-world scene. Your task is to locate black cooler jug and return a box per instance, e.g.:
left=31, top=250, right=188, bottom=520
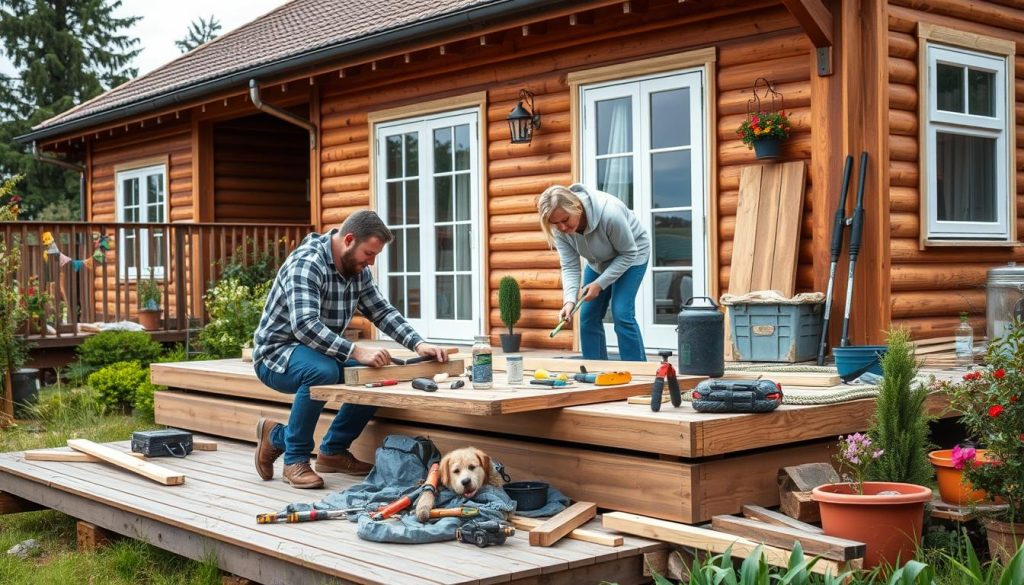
left=677, top=297, right=724, bottom=378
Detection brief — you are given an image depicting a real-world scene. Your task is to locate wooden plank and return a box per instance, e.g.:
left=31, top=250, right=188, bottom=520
left=529, top=502, right=597, bottom=547
left=67, top=439, right=185, bottom=486
left=626, top=393, right=668, bottom=405
left=193, top=439, right=218, bottom=451
left=710, top=515, right=864, bottom=561
left=602, top=512, right=847, bottom=576
left=77, top=520, right=117, bottom=551
left=342, top=358, right=467, bottom=385
left=721, top=370, right=841, bottom=387
left=510, top=516, right=623, bottom=547
left=730, top=165, right=763, bottom=295
left=26, top=450, right=145, bottom=462
left=750, top=164, right=784, bottom=292
left=741, top=505, right=824, bottom=534
left=769, top=161, right=807, bottom=294
left=492, top=356, right=701, bottom=380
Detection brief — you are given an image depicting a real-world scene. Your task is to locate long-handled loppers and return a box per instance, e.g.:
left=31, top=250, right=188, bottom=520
left=816, top=155, right=854, bottom=366
left=839, top=152, right=869, bottom=349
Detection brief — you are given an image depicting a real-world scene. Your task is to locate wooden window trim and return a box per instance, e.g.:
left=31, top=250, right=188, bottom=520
left=917, top=23, right=1017, bottom=249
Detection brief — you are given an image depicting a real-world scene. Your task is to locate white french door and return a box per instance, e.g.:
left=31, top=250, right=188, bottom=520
left=115, top=164, right=167, bottom=279
left=581, top=70, right=708, bottom=349
left=375, top=110, right=482, bottom=342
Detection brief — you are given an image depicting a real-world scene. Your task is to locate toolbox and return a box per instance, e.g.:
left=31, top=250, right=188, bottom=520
left=131, top=429, right=193, bottom=457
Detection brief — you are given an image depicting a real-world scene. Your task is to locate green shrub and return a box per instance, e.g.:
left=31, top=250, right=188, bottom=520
left=217, top=238, right=285, bottom=289
left=77, top=330, right=163, bottom=369
left=132, top=380, right=163, bottom=422
left=88, top=361, right=148, bottom=413
left=157, top=343, right=188, bottom=363
left=25, top=386, right=103, bottom=423
left=197, top=278, right=271, bottom=358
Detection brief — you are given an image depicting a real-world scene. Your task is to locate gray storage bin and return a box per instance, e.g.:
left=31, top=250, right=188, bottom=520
left=729, top=302, right=823, bottom=362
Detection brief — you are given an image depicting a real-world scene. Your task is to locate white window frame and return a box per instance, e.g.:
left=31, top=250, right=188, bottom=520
left=373, top=108, right=483, bottom=343
left=919, top=24, right=1016, bottom=244
left=579, top=69, right=708, bottom=350
left=115, top=162, right=168, bottom=280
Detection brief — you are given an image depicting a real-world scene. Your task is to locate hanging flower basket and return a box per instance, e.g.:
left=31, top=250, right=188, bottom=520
left=737, top=78, right=791, bottom=160
left=752, top=137, right=783, bottom=160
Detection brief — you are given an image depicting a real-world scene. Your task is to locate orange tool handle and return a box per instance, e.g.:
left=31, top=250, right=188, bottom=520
left=422, top=463, right=440, bottom=493
left=372, top=495, right=412, bottom=520
left=428, top=507, right=480, bottom=518
left=364, top=379, right=398, bottom=388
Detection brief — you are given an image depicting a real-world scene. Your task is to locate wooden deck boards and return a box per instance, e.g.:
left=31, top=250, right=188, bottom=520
left=0, top=440, right=660, bottom=585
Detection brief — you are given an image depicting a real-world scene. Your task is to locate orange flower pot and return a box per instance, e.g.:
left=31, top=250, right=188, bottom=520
left=812, top=481, right=932, bottom=569
left=928, top=449, right=991, bottom=506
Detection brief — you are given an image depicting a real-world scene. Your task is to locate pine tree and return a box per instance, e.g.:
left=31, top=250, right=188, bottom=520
left=175, top=15, right=220, bottom=53
left=867, top=328, right=934, bottom=486
left=0, top=0, right=141, bottom=218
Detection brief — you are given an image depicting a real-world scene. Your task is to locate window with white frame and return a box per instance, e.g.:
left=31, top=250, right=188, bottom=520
left=115, top=164, right=167, bottom=278
left=925, top=43, right=1012, bottom=240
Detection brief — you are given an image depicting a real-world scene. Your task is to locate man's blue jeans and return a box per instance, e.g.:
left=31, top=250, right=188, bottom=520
left=255, top=345, right=377, bottom=465
left=579, top=262, right=647, bottom=361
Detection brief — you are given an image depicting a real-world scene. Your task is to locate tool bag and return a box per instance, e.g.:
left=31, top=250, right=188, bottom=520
left=131, top=429, right=193, bottom=457
left=691, top=379, right=783, bottom=413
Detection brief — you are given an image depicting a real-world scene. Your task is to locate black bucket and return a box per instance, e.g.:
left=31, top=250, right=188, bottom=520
left=503, top=481, right=548, bottom=511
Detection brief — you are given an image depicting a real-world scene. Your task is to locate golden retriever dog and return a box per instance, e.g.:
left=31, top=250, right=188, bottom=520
left=415, top=447, right=499, bottom=521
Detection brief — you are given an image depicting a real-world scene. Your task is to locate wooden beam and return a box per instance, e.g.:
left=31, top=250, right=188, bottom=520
left=529, top=502, right=597, bottom=546
left=25, top=450, right=145, bottom=462
left=77, top=520, right=117, bottom=552
left=341, top=358, right=467, bottom=385
left=782, top=0, right=833, bottom=47
left=192, top=439, right=218, bottom=451
left=711, top=515, right=865, bottom=561
left=568, top=13, right=594, bottom=26
left=67, top=439, right=185, bottom=485
left=741, top=505, right=824, bottom=534
left=511, top=515, right=622, bottom=547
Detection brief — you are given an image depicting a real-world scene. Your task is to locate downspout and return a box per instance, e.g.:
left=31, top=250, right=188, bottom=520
left=32, top=141, right=87, bottom=220
left=248, top=79, right=316, bottom=149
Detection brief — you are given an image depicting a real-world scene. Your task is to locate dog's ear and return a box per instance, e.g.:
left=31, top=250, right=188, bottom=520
left=438, top=454, right=453, bottom=488
left=475, top=448, right=492, bottom=484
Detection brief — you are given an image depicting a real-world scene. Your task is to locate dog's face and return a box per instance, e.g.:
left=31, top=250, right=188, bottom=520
left=439, top=447, right=491, bottom=499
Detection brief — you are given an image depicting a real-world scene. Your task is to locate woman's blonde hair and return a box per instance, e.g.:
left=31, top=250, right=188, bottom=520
left=537, top=185, right=583, bottom=247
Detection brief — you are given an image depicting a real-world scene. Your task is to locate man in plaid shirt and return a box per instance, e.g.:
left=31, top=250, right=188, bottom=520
left=252, top=210, right=449, bottom=489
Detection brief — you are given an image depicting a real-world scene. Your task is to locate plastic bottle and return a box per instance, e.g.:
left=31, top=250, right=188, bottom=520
left=471, top=335, right=493, bottom=389
left=955, top=312, right=974, bottom=366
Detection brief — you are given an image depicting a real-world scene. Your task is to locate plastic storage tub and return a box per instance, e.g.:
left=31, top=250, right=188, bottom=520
left=729, top=302, right=823, bottom=362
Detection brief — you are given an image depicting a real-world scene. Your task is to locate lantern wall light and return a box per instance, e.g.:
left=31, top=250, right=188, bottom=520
left=506, top=89, right=541, bottom=145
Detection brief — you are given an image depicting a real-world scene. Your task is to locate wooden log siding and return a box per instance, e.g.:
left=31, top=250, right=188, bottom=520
left=887, top=0, right=1024, bottom=339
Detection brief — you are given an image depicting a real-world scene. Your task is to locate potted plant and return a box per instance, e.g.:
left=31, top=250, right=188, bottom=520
left=812, top=329, right=933, bottom=569
left=946, top=319, right=1024, bottom=563
left=137, top=267, right=162, bottom=331
left=22, top=275, right=51, bottom=334
left=737, top=109, right=791, bottom=160
left=928, top=443, right=992, bottom=506
left=498, top=276, right=522, bottom=353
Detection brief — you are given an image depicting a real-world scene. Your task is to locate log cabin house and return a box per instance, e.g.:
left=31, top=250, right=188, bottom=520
left=16, top=0, right=1024, bottom=354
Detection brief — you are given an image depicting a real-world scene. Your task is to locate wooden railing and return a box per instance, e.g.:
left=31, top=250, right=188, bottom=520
left=1, top=222, right=312, bottom=340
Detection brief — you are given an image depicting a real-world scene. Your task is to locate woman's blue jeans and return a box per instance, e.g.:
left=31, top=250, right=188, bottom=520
left=579, top=262, right=647, bottom=361
left=255, top=345, right=377, bottom=465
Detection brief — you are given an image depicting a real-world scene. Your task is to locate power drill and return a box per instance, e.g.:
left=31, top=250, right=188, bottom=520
left=455, top=520, right=515, bottom=547
left=651, top=350, right=682, bottom=412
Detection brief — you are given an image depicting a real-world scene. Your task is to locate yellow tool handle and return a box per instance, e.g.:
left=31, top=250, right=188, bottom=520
left=595, top=371, right=633, bottom=385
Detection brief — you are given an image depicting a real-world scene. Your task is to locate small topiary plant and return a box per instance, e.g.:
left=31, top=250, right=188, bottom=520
left=498, top=276, right=521, bottom=336
left=88, top=361, right=148, bottom=414
left=77, top=330, right=163, bottom=369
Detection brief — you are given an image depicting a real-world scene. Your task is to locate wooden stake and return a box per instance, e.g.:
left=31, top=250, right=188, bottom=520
left=510, top=515, right=622, bottom=546
left=529, top=502, right=597, bottom=546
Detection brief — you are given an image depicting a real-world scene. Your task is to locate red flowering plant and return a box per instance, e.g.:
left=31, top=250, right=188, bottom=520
left=946, top=319, right=1024, bottom=523
left=736, top=110, right=792, bottom=148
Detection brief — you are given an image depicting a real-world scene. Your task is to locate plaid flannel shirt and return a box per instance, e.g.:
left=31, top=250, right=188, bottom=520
left=252, top=230, right=423, bottom=373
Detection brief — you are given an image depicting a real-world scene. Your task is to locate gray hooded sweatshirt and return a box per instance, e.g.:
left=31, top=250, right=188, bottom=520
left=553, top=184, right=651, bottom=304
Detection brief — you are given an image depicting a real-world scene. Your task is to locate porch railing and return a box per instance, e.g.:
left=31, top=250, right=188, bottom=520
left=1, top=222, right=311, bottom=339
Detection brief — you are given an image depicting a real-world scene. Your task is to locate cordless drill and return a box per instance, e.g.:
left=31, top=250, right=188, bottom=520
left=650, top=350, right=682, bottom=412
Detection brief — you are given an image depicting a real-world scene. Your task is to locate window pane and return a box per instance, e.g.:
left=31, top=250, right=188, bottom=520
left=388, top=276, right=405, bottom=314
left=125, top=206, right=139, bottom=222
left=436, top=275, right=454, bottom=319
left=652, top=150, right=691, bottom=209
left=455, top=174, right=470, bottom=221
left=455, top=224, right=471, bottom=271
left=968, top=68, right=996, bottom=117
left=148, top=173, right=164, bottom=204
left=407, top=227, right=420, bottom=272
left=454, top=124, right=470, bottom=171
left=386, top=182, right=402, bottom=224
left=436, top=226, right=453, bottom=271
left=404, top=133, right=418, bottom=177
left=597, top=157, right=633, bottom=208
left=435, top=175, right=452, bottom=222
left=456, top=274, right=471, bottom=320
left=151, top=229, right=165, bottom=267
left=596, top=97, right=632, bottom=155
left=434, top=127, right=452, bottom=173
left=408, top=275, right=420, bottom=318
left=405, top=180, right=419, bottom=224
left=936, top=132, right=997, bottom=223
left=389, top=229, right=404, bottom=272
left=651, top=88, right=689, bottom=149
left=386, top=135, right=402, bottom=178
left=123, top=178, right=138, bottom=208
left=124, top=234, right=136, bottom=268
left=653, top=211, right=692, bottom=267
left=653, top=271, right=692, bottom=325
left=937, top=63, right=965, bottom=113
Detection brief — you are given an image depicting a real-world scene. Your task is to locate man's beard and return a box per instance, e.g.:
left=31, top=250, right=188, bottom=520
left=339, top=248, right=364, bottom=277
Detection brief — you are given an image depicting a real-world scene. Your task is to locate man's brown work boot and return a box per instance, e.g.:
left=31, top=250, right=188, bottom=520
left=314, top=450, right=373, bottom=476
left=254, top=417, right=283, bottom=481
left=282, top=462, right=325, bottom=489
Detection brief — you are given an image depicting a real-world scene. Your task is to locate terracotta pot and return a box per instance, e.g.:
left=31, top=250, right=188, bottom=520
left=138, top=308, right=162, bottom=331
left=812, top=481, right=932, bottom=569
left=929, top=449, right=991, bottom=506
left=985, top=518, right=1023, bottom=564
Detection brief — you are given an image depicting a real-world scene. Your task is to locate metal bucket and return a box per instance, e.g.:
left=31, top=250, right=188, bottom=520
left=986, top=263, right=1024, bottom=342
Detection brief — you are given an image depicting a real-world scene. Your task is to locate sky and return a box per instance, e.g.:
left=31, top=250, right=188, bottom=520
left=1, top=0, right=290, bottom=78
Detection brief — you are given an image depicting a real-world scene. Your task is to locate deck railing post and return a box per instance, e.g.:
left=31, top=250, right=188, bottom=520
left=175, top=227, right=187, bottom=331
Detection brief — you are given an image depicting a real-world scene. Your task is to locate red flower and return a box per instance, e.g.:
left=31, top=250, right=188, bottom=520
left=1012, top=396, right=1019, bottom=403
left=994, top=368, right=1006, bottom=379
left=989, top=404, right=1004, bottom=418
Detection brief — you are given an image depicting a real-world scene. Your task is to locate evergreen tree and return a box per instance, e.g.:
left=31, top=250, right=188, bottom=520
left=175, top=15, right=220, bottom=53
left=0, top=0, right=141, bottom=218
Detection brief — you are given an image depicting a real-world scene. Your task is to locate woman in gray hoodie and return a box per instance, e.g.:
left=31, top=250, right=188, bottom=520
left=537, top=184, right=650, bottom=361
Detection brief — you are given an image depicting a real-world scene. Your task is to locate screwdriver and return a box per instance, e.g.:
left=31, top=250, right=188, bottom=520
left=364, top=379, right=398, bottom=388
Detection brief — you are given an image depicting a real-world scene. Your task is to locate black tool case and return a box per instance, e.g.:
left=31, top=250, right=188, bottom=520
left=131, top=429, right=194, bottom=457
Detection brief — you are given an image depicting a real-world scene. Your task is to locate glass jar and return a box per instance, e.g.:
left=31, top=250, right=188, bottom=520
left=505, top=354, right=524, bottom=385
left=471, top=335, right=493, bottom=389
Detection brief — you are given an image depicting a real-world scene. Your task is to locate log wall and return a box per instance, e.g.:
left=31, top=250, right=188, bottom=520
left=887, top=0, right=1024, bottom=339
